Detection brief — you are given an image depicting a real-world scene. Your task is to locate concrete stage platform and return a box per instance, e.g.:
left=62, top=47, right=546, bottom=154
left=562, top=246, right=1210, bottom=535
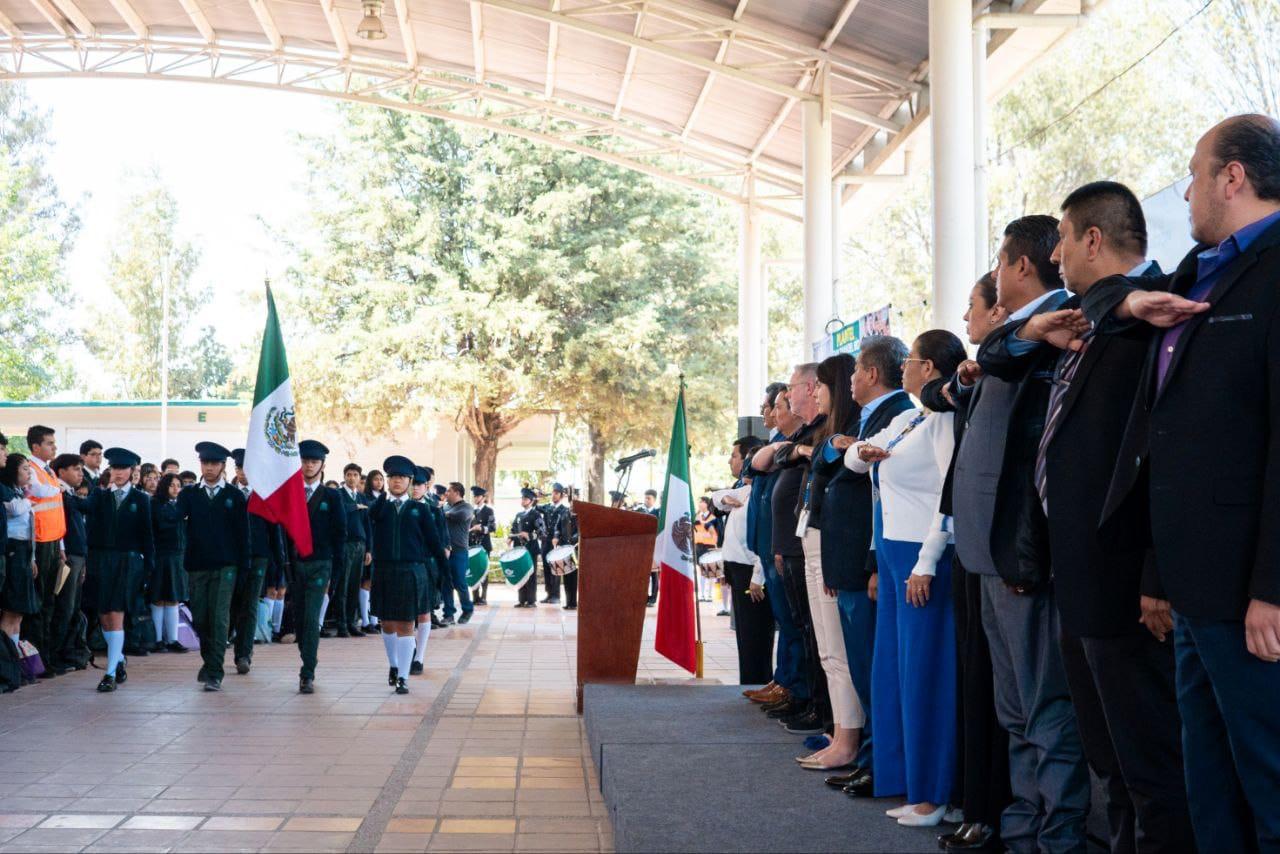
left=584, top=683, right=946, bottom=853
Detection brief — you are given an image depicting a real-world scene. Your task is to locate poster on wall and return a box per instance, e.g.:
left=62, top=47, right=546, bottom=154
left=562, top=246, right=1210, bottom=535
left=826, top=305, right=892, bottom=357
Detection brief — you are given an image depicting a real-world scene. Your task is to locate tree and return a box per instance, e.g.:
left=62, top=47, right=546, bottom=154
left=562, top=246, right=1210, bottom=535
left=83, top=177, right=230, bottom=399
left=282, top=105, right=737, bottom=499
left=0, top=85, right=80, bottom=398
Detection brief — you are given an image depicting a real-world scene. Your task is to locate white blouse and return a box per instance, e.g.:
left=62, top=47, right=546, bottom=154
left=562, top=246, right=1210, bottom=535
left=845, top=408, right=955, bottom=575
left=711, top=483, right=764, bottom=586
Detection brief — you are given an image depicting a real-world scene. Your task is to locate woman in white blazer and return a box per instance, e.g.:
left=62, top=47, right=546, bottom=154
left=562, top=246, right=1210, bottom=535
left=845, top=330, right=967, bottom=827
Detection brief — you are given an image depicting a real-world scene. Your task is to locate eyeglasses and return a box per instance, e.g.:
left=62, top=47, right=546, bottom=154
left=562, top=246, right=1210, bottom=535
left=902, top=358, right=929, bottom=366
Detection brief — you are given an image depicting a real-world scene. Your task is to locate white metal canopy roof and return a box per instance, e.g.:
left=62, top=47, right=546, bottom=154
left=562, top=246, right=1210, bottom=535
left=0, top=0, right=1078, bottom=217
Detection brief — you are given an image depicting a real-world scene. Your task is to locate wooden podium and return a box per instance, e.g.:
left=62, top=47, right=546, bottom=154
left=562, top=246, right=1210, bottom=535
left=572, top=500, right=658, bottom=712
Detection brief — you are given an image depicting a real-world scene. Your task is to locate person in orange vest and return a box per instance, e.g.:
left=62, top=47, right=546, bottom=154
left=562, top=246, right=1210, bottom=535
left=22, top=426, right=66, bottom=675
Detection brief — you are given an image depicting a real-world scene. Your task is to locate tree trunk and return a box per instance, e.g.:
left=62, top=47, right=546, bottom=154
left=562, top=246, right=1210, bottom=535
left=472, top=436, right=499, bottom=496
left=586, top=423, right=606, bottom=504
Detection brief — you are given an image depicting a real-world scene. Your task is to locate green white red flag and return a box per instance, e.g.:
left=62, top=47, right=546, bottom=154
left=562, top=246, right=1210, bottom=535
left=654, top=382, right=698, bottom=673
left=244, top=285, right=312, bottom=556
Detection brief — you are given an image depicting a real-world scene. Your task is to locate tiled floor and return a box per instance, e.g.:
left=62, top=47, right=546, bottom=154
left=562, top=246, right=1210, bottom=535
left=0, top=584, right=742, bottom=852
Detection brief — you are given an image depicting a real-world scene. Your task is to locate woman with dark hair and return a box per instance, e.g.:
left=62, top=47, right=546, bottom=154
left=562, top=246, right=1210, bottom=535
left=792, top=352, right=865, bottom=770
left=846, top=329, right=966, bottom=827
left=693, top=497, right=721, bottom=605
left=139, top=463, right=160, bottom=496
left=0, top=454, right=39, bottom=655
left=149, top=473, right=189, bottom=653
left=363, top=470, right=385, bottom=501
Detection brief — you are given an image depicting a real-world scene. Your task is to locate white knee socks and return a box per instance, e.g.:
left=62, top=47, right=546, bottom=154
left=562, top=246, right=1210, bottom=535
left=414, top=622, right=430, bottom=665
left=150, top=605, right=165, bottom=642
left=359, top=589, right=371, bottom=626
left=382, top=631, right=398, bottom=668
left=395, top=636, right=416, bottom=680
left=270, top=599, right=284, bottom=632
left=164, top=605, right=180, bottom=643
left=104, top=629, right=124, bottom=677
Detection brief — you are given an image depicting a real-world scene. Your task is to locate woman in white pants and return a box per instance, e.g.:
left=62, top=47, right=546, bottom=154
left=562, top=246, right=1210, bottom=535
left=793, top=353, right=865, bottom=770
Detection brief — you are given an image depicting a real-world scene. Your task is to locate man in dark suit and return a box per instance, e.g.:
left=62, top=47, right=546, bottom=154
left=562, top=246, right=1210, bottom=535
left=289, top=440, right=347, bottom=694
left=980, top=182, right=1192, bottom=853
left=952, top=215, right=1088, bottom=854
left=1082, top=115, right=1280, bottom=852
left=820, top=337, right=915, bottom=796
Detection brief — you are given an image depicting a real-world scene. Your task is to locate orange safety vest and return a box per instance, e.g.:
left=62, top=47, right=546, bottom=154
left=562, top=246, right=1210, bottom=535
left=29, top=459, right=66, bottom=543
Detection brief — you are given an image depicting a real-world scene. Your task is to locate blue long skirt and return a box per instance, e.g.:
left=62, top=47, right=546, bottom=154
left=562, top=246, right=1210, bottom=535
left=871, top=532, right=958, bottom=806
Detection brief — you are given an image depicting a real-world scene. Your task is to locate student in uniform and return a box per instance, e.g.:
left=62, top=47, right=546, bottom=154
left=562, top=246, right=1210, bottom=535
left=510, top=488, right=545, bottom=608
left=469, top=486, right=495, bottom=606
left=83, top=448, right=155, bottom=692
left=149, top=473, right=189, bottom=654
left=0, top=455, right=39, bottom=667
left=643, top=489, right=661, bottom=605
left=552, top=486, right=580, bottom=610
left=412, top=467, right=440, bottom=663
left=289, top=440, right=347, bottom=694
left=176, top=442, right=249, bottom=692
left=539, top=487, right=563, bottom=605
left=421, top=469, right=454, bottom=626
left=336, top=463, right=372, bottom=637
left=51, top=453, right=93, bottom=672
left=228, top=449, right=286, bottom=674
left=369, top=457, right=448, bottom=693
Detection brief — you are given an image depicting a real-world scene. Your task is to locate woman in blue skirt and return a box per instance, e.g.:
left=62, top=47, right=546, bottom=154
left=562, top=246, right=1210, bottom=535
left=846, top=330, right=967, bottom=828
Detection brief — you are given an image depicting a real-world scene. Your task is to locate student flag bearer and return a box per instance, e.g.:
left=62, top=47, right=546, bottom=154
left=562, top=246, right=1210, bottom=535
left=369, top=456, right=448, bottom=695
left=290, top=441, right=346, bottom=694
left=83, top=448, right=154, bottom=693
left=654, top=379, right=700, bottom=675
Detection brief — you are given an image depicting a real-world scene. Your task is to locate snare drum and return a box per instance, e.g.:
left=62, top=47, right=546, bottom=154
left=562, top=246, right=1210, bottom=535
left=499, top=547, right=535, bottom=587
left=466, top=546, right=489, bottom=590
left=546, top=544, right=578, bottom=576
left=697, top=548, right=725, bottom=580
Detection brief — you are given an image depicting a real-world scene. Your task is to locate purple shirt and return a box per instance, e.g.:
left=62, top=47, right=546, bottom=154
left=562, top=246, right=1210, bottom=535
left=1156, top=208, right=1280, bottom=388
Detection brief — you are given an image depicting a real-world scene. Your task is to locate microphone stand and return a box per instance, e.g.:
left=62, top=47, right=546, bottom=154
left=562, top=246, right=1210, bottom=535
left=613, top=459, right=639, bottom=507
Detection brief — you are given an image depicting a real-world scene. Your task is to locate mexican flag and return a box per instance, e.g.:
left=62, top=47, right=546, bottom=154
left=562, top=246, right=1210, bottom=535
left=654, top=383, right=698, bottom=674
left=244, top=286, right=312, bottom=556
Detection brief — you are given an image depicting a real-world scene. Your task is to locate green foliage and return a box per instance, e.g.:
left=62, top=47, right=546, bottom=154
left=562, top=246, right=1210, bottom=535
left=0, top=84, right=79, bottom=398
left=82, top=176, right=231, bottom=399
left=281, top=104, right=738, bottom=490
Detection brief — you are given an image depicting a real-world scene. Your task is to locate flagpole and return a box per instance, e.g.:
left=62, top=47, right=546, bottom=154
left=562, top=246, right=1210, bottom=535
left=682, top=373, right=705, bottom=680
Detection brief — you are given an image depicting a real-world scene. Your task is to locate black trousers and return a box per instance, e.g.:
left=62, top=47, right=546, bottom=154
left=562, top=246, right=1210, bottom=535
left=953, top=561, right=1010, bottom=828
left=648, top=571, right=659, bottom=601
left=1058, top=625, right=1193, bottom=854
left=779, top=554, right=829, bottom=720
left=563, top=569, right=578, bottom=608
left=518, top=564, right=538, bottom=605
left=725, top=561, right=774, bottom=685
left=541, top=548, right=560, bottom=600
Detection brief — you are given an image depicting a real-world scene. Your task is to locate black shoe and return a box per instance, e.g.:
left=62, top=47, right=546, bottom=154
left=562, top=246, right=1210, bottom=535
left=458, top=612, right=472, bottom=625
left=764, top=700, right=803, bottom=719
left=349, top=625, right=365, bottom=637
left=150, top=641, right=165, bottom=653
left=299, top=677, right=315, bottom=694
left=166, top=641, right=187, bottom=653
left=430, top=616, right=443, bottom=628
left=441, top=616, right=456, bottom=626
left=716, top=609, right=730, bottom=616
left=410, top=660, right=423, bottom=675
left=272, top=631, right=283, bottom=643
left=474, top=599, right=486, bottom=606
left=783, top=711, right=825, bottom=735
left=197, top=666, right=208, bottom=683
left=204, top=677, right=222, bottom=692
left=388, top=667, right=398, bottom=687
left=37, top=668, right=56, bottom=679
left=824, top=771, right=860, bottom=790
left=115, top=663, right=127, bottom=685
left=943, top=823, right=997, bottom=852
left=336, top=628, right=350, bottom=638
left=564, top=604, right=577, bottom=611
left=645, top=598, right=657, bottom=607
left=842, top=771, right=874, bottom=798
left=320, top=628, right=336, bottom=638
left=97, top=674, right=116, bottom=692
left=235, top=657, right=251, bottom=675
left=395, top=677, right=409, bottom=695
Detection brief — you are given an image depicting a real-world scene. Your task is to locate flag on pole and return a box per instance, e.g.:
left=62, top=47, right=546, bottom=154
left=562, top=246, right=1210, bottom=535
left=244, top=285, right=312, bottom=556
left=654, top=380, right=698, bottom=674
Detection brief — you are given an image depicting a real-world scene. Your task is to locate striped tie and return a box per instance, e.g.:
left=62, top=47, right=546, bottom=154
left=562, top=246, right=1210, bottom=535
left=1034, top=338, right=1091, bottom=511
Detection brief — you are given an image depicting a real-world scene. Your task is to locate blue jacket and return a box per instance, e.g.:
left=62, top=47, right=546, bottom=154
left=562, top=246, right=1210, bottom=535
left=176, top=483, right=250, bottom=573
left=369, top=496, right=448, bottom=568
left=339, top=487, right=373, bottom=545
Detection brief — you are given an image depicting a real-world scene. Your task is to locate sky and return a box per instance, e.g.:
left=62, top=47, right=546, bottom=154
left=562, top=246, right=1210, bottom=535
left=25, top=78, right=339, bottom=396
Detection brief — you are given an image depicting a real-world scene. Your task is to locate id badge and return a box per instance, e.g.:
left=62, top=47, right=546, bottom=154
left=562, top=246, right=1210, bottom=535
left=795, top=507, right=810, bottom=538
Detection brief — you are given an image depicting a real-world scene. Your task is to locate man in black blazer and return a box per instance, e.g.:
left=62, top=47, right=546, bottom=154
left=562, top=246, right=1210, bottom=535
left=289, top=440, right=347, bottom=694
left=1082, top=115, right=1280, bottom=852
left=951, top=215, right=1088, bottom=854
left=979, top=182, right=1193, bottom=853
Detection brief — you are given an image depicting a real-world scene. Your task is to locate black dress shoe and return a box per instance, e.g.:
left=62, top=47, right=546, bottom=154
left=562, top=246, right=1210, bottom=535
left=783, top=710, right=825, bottom=735
left=824, top=771, right=860, bottom=790
left=410, top=660, right=424, bottom=675
left=395, top=677, right=409, bottom=695
left=458, top=612, right=472, bottom=625
left=235, top=657, right=251, bottom=675
left=388, top=666, right=398, bottom=687
left=944, top=823, right=997, bottom=851
left=97, top=674, right=116, bottom=692
left=204, top=677, right=222, bottom=692
left=115, top=663, right=127, bottom=685
left=166, top=641, right=188, bottom=653
left=765, top=700, right=804, bottom=719
left=842, top=771, right=874, bottom=798
left=299, top=677, right=315, bottom=694
left=349, top=625, right=365, bottom=636
left=440, top=616, right=456, bottom=626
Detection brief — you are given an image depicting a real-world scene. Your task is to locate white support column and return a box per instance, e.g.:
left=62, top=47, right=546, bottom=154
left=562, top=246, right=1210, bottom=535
left=973, top=25, right=990, bottom=278
left=802, top=98, right=833, bottom=358
left=831, top=177, right=843, bottom=321
left=737, top=183, right=766, bottom=417
left=928, top=0, right=975, bottom=333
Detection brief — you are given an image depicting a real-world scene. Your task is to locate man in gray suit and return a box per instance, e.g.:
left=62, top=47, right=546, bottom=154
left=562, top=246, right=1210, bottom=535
left=949, top=215, right=1089, bottom=854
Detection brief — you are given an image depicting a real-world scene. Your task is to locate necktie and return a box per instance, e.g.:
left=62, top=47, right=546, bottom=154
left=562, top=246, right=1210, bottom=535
left=1034, top=339, right=1091, bottom=510
left=114, top=489, right=125, bottom=507
left=206, top=486, right=216, bottom=500
left=306, top=486, right=315, bottom=501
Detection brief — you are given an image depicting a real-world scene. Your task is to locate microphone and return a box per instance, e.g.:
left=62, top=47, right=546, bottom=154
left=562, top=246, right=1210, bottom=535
left=614, top=449, right=657, bottom=471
